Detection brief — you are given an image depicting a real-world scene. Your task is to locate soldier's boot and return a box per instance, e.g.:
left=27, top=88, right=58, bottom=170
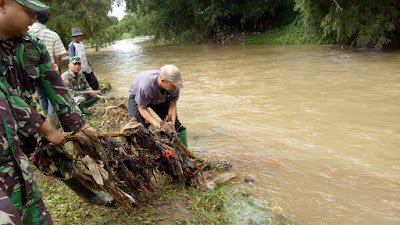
left=62, top=178, right=115, bottom=206
left=80, top=98, right=100, bottom=115
left=47, top=113, right=61, bottom=130
left=80, top=108, right=92, bottom=115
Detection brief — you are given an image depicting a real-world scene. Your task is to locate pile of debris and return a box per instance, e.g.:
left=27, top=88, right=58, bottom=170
left=31, top=99, right=235, bottom=211
left=31, top=118, right=207, bottom=211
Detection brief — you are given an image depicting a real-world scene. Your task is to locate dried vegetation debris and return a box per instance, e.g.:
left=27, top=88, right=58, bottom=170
left=31, top=98, right=234, bottom=211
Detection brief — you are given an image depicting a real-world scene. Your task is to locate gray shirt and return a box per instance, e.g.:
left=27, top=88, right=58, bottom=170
left=129, top=70, right=180, bottom=107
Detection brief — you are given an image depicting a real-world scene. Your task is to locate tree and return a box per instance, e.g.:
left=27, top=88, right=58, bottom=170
left=295, top=0, right=400, bottom=48
left=42, top=0, right=118, bottom=47
left=124, top=0, right=293, bottom=43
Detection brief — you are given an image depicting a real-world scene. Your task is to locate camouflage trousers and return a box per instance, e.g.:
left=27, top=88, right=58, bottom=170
left=0, top=152, right=53, bottom=225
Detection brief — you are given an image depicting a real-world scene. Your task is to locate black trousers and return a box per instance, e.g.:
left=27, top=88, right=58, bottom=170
left=128, top=94, right=185, bottom=132
left=83, top=71, right=99, bottom=90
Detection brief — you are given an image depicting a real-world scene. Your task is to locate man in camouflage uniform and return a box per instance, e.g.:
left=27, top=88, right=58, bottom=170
left=61, top=56, right=102, bottom=114
left=0, top=0, right=102, bottom=223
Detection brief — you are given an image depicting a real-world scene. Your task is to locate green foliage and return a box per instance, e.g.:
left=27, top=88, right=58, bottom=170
left=39, top=0, right=400, bottom=48
left=121, top=33, right=132, bottom=39
left=41, top=0, right=119, bottom=48
left=246, top=19, right=330, bottom=45
left=106, top=11, right=155, bottom=41
left=98, top=78, right=112, bottom=92
left=124, top=0, right=295, bottom=43
left=295, top=0, right=400, bottom=48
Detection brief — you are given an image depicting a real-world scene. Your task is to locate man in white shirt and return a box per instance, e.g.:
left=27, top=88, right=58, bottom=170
left=29, top=9, right=66, bottom=74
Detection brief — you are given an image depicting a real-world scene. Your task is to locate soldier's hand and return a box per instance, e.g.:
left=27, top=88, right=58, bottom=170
left=38, top=121, right=66, bottom=146
left=46, top=130, right=66, bottom=146
left=86, top=90, right=98, bottom=99
left=80, top=123, right=97, bottom=137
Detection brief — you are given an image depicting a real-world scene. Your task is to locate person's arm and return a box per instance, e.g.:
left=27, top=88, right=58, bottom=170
left=168, top=89, right=180, bottom=125
left=79, top=73, right=102, bottom=99
left=54, top=55, right=62, bottom=74
left=138, top=106, right=160, bottom=127
left=84, top=90, right=101, bottom=99
left=168, top=101, right=177, bottom=124
left=87, top=60, right=94, bottom=72
left=53, top=34, right=67, bottom=74
left=37, top=121, right=65, bottom=146
left=68, top=41, right=75, bottom=57
left=135, top=88, right=159, bottom=127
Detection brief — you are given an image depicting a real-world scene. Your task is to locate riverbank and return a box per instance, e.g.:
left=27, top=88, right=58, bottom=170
left=245, top=22, right=332, bottom=45
left=116, top=22, right=333, bottom=46
left=33, top=98, right=292, bottom=224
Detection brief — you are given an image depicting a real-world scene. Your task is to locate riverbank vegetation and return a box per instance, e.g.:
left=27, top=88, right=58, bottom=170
left=43, top=0, right=400, bottom=48
left=42, top=0, right=400, bottom=48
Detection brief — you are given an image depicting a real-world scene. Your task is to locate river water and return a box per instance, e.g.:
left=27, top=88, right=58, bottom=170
left=85, top=38, right=400, bottom=225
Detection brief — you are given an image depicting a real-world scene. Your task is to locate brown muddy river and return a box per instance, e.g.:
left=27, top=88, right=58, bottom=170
left=83, top=38, right=400, bottom=225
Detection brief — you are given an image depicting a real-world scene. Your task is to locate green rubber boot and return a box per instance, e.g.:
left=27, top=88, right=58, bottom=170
left=84, top=98, right=100, bottom=108
left=177, top=128, right=188, bottom=147
left=80, top=108, right=92, bottom=115
left=80, top=98, right=100, bottom=115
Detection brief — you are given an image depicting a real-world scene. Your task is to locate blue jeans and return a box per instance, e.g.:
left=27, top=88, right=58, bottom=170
left=36, top=87, right=55, bottom=114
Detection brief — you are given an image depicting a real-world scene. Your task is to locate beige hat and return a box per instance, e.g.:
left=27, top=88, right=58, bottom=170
left=160, top=65, right=187, bottom=88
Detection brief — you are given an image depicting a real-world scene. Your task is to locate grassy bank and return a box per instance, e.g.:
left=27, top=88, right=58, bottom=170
left=35, top=170, right=291, bottom=224
left=34, top=171, right=236, bottom=224
left=33, top=98, right=292, bottom=224
left=245, top=22, right=332, bottom=45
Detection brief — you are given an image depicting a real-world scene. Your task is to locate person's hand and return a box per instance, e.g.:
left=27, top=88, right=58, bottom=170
left=97, top=95, right=107, bottom=100
left=86, top=90, right=98, bottom=98
left=80, top=123, right=97, bottom=137
left=91, top=66, right=94, bottom=72
left=38, top=121, right=66, bottom=146
left=87, top=90, right=106, bottom=100
left=45, top=130, right=66, bottom=146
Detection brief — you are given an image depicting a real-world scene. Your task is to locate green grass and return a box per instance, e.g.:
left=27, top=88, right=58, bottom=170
left=35, top=170, right=234, bottom=224
left=35, top=169, right=292, bottom=225
left=121, top=33, right=133, bottom=39
left=97, top=78, right=112, bottom=92
left=245, top=22, right=332, bottom=45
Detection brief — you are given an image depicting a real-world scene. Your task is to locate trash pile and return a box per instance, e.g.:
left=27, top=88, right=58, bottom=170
left=31, top=99, right=236, bottom=211
left=31, top=118, right=207, bottom=211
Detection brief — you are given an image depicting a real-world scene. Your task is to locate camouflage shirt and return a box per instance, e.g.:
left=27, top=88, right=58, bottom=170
left=0, top=33, right=85, bottom=135
left=61, top=69, right=92, bottom=95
